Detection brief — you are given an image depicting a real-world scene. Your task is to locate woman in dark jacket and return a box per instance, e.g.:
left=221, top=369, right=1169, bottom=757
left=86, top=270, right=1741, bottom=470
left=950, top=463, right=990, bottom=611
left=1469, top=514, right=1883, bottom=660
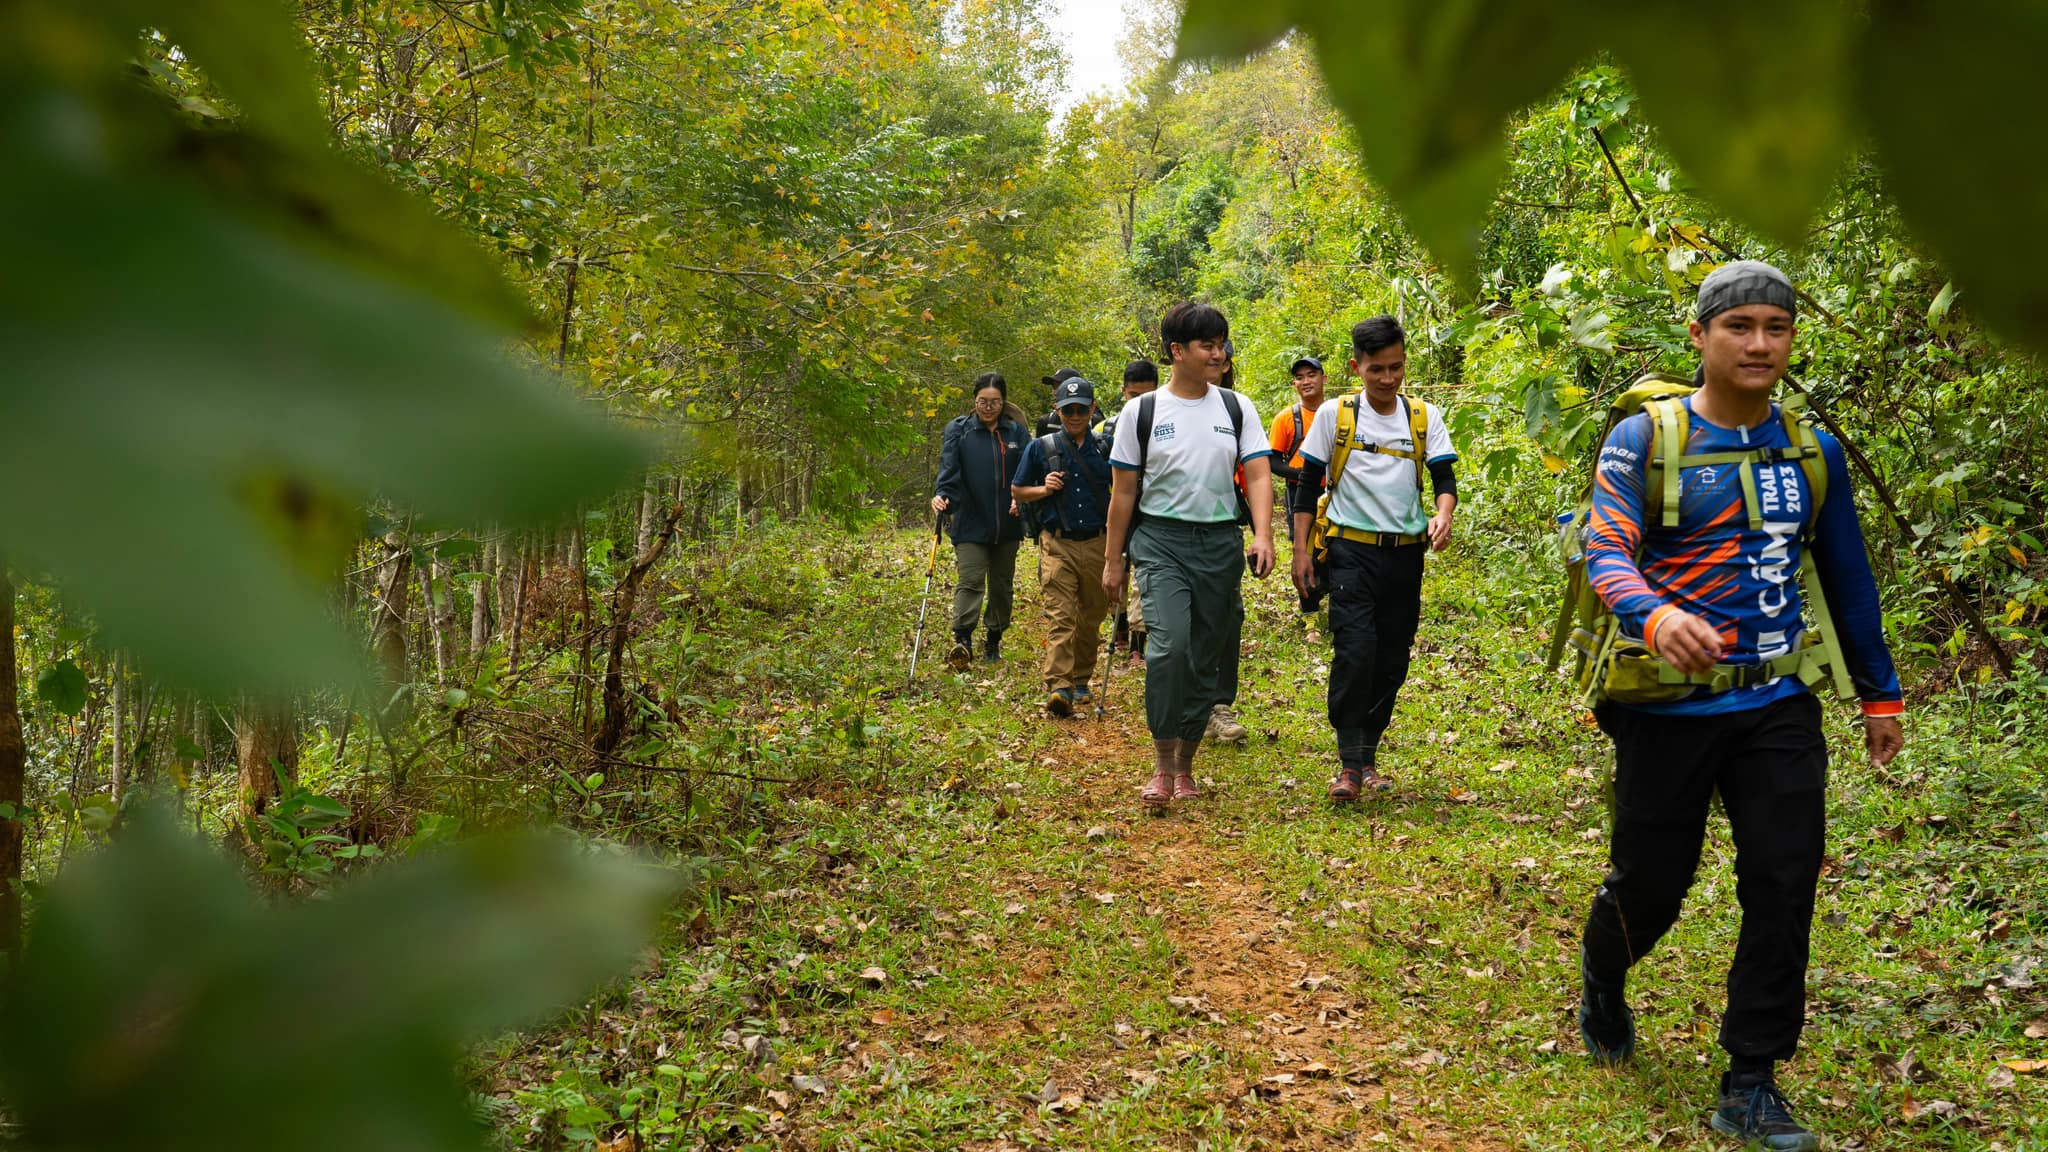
left=931, top=372, right=1029, bottom=667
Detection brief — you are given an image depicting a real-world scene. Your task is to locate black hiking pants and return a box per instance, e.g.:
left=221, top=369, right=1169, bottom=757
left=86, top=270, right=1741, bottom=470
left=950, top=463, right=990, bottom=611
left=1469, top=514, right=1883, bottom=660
left=1581, top=692, right=1828, bottom=1065
left=1325, top=536, right=1426, bottom=761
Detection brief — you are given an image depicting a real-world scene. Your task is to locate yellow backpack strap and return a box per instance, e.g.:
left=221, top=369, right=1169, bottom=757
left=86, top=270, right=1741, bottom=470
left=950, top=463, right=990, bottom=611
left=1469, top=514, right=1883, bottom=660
left=1327, top=394, right=1359, bottom=490
left=1406, top=395, right=1429, bottom=502
left=1779, top=400, right=1828, bottom=517
left=1641, top=398, right=1689, bottom=529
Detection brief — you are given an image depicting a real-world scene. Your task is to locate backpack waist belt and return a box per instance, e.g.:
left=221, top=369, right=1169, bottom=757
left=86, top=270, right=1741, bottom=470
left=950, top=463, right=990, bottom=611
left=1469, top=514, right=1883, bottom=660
left=1653, top=646, right=1823, bottom=693
left=1325, top=524, right=1425, bottom=548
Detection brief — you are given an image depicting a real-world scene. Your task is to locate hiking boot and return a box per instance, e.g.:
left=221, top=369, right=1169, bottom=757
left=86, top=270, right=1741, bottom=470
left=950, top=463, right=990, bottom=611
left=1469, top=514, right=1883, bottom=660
left=1046, top=688, right=1073, bottom=718
left=1205, top=704, right=1248, bottom=743
left=982, top=631, right=1004, bottom=663
left=1071, top=683, right=1092, bottom=705
left=1710, top=1073, right=1818, bottom=1152
left=945, top=642, right=973, bottom=671
left=1578, top=978, right=1635, bottom=1065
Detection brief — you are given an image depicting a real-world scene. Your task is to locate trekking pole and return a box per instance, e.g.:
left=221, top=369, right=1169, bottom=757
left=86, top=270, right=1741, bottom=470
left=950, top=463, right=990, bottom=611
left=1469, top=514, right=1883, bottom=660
left=907, top=513, right=946, bottom=686
left=1095, top=600, right=1115, bottom=722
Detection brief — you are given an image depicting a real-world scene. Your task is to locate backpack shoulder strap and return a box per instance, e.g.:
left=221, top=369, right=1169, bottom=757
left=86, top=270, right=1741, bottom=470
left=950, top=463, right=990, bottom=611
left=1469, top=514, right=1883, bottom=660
left=1642, top=397, right=1690, bottom=529
left=1039, top=431, right=1065, bottom=475
left=1221, top=387, right=1244, bottom=442
left=1291, top=403, right=1305, bottom=451
left=1136, top=393, right=1156, bottom=467
left=1404, top=395, right=1428, bottom=495
left=1327, top=394, right=1360, bottom=489
left=1778, top=400, right=1828, bottom=522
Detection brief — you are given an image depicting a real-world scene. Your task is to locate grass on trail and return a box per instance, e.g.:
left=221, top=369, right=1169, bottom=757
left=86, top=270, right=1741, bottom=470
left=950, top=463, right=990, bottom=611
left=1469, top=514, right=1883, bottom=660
left=490, top=525, right=2048, bottom=1152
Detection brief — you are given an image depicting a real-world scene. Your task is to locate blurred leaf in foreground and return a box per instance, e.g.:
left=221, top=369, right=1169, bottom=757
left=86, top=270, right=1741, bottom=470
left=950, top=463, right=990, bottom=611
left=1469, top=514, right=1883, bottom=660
left=0, top=4, right=650, bottom=695
left=0, top=810, right=678, bottom=1151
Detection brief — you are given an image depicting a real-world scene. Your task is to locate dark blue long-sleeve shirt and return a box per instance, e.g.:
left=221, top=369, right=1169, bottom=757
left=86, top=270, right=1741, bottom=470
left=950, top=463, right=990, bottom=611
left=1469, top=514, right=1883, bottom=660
left=934, top=413, right=1027, bottom=545
left=1584, top=397, right=1903, bottom=717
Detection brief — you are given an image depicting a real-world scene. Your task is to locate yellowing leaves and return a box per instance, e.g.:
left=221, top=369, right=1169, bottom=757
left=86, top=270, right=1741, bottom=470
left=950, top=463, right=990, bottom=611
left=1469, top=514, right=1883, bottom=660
left=1539, top=454, right=1570, bottom=475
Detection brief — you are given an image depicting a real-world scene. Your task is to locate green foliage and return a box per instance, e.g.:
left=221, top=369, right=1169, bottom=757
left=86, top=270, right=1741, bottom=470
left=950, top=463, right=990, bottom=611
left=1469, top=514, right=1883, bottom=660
left=1, top=0, right=648, bottom=695
left=1176, top=0, right=2048, bottom=358
left=0, top=810, right=675, bottom=1151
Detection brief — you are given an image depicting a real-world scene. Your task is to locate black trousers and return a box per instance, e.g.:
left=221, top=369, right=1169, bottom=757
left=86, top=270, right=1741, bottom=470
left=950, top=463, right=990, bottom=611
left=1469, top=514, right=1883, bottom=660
left=1325, top=537, right=1426, bottom=757
left=1581, top=692, right=1828, bottom=1064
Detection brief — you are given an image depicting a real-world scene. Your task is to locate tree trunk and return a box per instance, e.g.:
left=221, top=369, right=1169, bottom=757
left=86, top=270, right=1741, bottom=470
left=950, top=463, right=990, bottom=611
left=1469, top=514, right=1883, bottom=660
left=0, top=569, right=25, bottom=958
left=635, top=482, right=657, bottom=556
left=507, top=542, right=529, bottom=669
left=109, top=656, right=126, bottom=803
left=235, top=700, right=295, bottom=824
left=419, top=557, right=454, bottom=682
left=470, top=539, right=494, bottom=653
left=594, top=501, right=683, bottom=757
left=369, top=534, right=413, bottom=687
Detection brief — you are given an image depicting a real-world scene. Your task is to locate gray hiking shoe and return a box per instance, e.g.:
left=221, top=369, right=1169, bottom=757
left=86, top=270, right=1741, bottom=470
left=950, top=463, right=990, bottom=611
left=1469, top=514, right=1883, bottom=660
left=1710, top=1074, right=1819, bottom=1152
left=1205, top=703, right=1248, bottom=743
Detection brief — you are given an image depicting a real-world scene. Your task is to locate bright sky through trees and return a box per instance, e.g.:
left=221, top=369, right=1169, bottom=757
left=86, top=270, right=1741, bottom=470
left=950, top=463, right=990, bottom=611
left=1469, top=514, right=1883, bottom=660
left=1051, top=0, right=1132, bottom=116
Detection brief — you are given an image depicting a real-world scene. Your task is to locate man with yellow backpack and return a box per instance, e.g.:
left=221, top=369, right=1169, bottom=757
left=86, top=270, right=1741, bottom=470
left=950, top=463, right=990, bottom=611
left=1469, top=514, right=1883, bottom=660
left=1558, top=261, right=1904, bottom=1152
left=1288, top=316, right=1457, bottom=800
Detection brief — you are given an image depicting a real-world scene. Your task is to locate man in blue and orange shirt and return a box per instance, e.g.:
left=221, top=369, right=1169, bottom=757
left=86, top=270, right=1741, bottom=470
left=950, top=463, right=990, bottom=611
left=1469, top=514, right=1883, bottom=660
left=1576, top=261, right=1904, bottom=1152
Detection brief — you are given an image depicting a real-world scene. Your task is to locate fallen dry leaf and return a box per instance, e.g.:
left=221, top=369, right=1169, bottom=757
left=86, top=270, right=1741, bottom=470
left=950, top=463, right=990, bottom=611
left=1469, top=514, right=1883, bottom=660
left=858, top=965, right=888, bottom=985
left=2026, top=1018, right=2048, bottom=1040
left=869, top=1009, right=896, bottom=1026
left=1004, top=902, right=1026, bottom=915
left=1999, top=1058, right=2048, bottom=1075
left=1536, top=1039, right=1559, bottom=1054
left=792, top=1074, right=833, bottom=1095
left=1297, top=1062, right=1333, bottom=1078
left=765, top=1090, right=792, bottom=1109
left=1093, top=892, right=1116, bottom=905
left=1987, top=1065, right=2017, bottom=1090
left=1900, top=1096, right=1959, bottom=1121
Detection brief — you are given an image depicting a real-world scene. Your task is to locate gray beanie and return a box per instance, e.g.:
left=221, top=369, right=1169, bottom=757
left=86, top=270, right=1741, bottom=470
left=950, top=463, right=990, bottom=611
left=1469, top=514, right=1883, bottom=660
left=1697, top=259, right=1797, bottom=325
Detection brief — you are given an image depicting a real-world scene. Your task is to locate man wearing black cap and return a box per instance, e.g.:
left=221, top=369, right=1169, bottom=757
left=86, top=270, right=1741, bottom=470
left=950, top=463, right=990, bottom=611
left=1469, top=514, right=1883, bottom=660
left=1270, top=355, right=1330, bottom=612
left=1013, top=377, right=1113, bottom=716
left=1037, top=367, right=1084, bottom=438
left=1572, top=260, right=1906, bottom=1152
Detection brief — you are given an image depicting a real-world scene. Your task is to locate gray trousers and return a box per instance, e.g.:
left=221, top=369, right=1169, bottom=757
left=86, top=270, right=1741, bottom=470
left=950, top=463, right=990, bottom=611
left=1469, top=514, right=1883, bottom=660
left=951, top=540, right=1019, bottom=637
left=1129, top=518, right=1244, bottom=741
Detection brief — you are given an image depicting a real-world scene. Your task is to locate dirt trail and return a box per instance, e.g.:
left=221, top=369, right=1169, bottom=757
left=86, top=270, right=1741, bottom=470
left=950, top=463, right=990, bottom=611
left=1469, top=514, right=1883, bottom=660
left=1017, top=708, right=1512, bottom=1151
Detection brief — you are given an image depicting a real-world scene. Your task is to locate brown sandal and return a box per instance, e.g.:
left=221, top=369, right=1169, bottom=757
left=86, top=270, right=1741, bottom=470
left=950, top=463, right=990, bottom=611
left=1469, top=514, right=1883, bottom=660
left=1360, top=767, right=1393, bottom=792
left=1328, top=768, right=1362, bottom=803
left=1173, top=772, right=1205, bottom=799
left=1140, top=770, right=1174, bottom=809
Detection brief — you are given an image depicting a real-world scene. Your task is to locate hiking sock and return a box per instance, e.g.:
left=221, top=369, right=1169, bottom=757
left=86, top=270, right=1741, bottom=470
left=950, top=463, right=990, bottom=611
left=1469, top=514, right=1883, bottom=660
left=983, top=630, right=1003, bottom=661
left=1153, top=738, right=1181, bottom=778
left=1132, top=630, right=1146, bottom=656
left=1175, top=736, right=1201, bottom=775
left=953, top=628, right=973, bottom=649
left=1336, top=727, right=1370, bottom=772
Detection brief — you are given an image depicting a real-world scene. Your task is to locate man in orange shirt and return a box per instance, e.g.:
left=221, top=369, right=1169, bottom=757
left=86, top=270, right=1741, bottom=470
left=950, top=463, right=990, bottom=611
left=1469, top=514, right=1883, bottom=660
left=1269, top=355, right=1329, bottom=612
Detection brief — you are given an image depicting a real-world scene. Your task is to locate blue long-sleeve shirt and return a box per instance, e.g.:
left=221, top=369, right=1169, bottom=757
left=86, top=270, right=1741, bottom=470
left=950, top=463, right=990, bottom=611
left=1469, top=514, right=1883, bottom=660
left=935, top=413, right=1027, bottom=545
left=1584, top=396, right=1904, bottom=717
left=1012, top=430, right=1112, bottom=536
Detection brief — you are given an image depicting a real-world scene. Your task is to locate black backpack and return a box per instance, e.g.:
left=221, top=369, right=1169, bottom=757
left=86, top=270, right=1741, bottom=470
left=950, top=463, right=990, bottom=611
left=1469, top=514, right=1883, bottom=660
left=1132, top=388, right=1253, bottom=527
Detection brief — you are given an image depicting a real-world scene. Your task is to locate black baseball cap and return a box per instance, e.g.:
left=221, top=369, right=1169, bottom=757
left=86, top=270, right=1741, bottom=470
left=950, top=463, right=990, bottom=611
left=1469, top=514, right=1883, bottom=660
left=1290, top=355, right=1324, bottom=374
left=1053, top=377, right=1096, bottom=409
left=1042, top=366, right=1084, bottom=387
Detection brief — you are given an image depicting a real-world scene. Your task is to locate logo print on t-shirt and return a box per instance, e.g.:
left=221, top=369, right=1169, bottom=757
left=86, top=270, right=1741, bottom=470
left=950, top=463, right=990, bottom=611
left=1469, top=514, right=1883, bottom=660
left=1154, top=423, right=1175, bottom=442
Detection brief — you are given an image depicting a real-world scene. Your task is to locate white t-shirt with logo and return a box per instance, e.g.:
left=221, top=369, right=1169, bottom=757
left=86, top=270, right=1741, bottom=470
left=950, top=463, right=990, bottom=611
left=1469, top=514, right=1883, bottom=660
left=1109, top=386, right=1272, bottom=523
left=1297, top=393, right=1456, bottom=535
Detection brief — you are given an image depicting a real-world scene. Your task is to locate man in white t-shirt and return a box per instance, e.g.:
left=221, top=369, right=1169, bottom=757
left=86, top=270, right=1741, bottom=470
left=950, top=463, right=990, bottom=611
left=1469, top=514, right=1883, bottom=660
left=1103, top=303, right=1278, bottom=810
left=1289, top=315, right=1458, bottom=801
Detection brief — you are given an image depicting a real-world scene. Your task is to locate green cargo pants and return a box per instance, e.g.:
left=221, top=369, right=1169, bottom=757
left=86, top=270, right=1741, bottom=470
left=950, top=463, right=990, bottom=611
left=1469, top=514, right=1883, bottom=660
left=1128, top=518, right=1245, bottom=741
left=951, top=540, right=1019, bottom=637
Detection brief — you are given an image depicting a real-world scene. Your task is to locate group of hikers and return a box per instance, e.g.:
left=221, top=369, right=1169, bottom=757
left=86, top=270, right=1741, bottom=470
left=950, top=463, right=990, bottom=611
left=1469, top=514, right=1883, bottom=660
left=928, top=262, right=1908, bottom=1151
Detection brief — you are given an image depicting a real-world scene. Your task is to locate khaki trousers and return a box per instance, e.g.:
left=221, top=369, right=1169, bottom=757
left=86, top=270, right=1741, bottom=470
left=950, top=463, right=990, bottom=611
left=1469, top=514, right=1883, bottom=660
left=1039, top=532, right=1110, bottom=690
